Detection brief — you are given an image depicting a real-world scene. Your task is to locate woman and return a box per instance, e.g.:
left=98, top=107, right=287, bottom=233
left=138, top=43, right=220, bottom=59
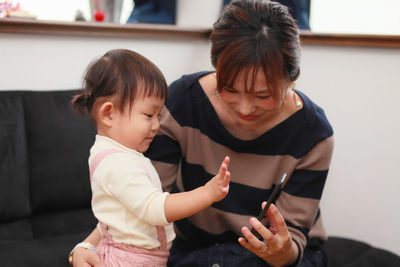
left=71, top=0, right=333, bottom=266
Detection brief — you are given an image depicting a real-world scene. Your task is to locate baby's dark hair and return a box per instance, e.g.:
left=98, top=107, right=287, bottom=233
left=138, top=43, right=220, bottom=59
left=71, top=49, right=167, bottom=119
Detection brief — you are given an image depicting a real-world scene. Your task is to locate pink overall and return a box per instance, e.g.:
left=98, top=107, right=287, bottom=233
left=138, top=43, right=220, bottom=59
left=90, top=149, right=169, bottom=267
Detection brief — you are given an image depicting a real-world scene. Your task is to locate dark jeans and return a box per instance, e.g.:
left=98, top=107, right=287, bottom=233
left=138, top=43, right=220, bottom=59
left=168, top=237, right=327, bottom=267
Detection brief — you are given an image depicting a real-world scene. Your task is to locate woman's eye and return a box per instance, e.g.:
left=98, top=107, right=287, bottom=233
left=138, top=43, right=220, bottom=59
left=257, top=95, right=271, bottom=99
left=223, top=87, right=236, bottom=93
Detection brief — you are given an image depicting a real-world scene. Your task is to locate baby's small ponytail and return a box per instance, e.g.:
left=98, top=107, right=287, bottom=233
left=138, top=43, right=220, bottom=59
left=71, top=92, right=92, bottom=115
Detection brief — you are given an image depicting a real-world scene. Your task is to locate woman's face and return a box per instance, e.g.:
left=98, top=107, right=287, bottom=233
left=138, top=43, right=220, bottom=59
left=219, top=68, right=283, bottom=126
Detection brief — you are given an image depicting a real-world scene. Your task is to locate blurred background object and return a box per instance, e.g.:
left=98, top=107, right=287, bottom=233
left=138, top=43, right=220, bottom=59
left=9, top=0, right=134, bottom=23
left=5, top=0, right=400, bottom=35
left=0, top=0, right=20, bottom=18
left=75, top=9, right=86, bottom=21
left=0, top=0, right=36, bottom=19
left=127, top=0, right=175, bottom=24
left=275, top=0, right=310, bottom=30
left=125, top=0, right=229, bottom=26
left=125, top=0, right=309, bottom=29
left=89, top=0, right=123, bottom=23
left=176, top=0, right=223, bottom=27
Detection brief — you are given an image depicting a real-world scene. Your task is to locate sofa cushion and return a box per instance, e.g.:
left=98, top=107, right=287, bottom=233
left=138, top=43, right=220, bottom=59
left=0, top=230, right=92, bottom=267
left=0, top=220, right=33, bottom=240
left=0, top=93, right=30, bottom=222
left=24, top=91, right=96, bottom=213
left=0, top=90, right=97, bottom=241
left=323, top=236, right=400, bottom=267
left=31, top=208, right=97, bottom=238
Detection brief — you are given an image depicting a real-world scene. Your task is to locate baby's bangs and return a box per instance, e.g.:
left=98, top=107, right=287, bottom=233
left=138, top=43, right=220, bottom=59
left=139, top=69, right=168, bottom=100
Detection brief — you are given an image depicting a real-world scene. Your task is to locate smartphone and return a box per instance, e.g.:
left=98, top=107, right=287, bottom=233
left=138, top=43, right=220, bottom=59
left=250, top=173, right=287, bottom=239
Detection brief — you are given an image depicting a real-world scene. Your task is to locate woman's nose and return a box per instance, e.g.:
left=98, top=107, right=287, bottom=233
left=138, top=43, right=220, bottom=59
left=237, top=97, right=256, bottom=115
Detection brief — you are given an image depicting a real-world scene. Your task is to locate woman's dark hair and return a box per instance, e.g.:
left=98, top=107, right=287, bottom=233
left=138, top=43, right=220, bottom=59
left=210, top=0, right=301, bottom=100
left=71, top=49, right=167, bottom=118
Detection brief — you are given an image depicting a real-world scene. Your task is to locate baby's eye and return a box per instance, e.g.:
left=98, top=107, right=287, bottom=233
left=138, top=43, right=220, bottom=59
left=145, top=114, right=153, bottom=118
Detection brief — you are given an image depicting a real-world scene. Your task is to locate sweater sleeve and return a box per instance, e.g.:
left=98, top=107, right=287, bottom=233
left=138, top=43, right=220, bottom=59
left=277, top=135, right=334, bottom=263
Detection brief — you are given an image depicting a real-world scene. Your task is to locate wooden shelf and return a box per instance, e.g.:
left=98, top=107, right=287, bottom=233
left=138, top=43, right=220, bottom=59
left=1, top=18, right=400, bottom=48
left=300, top=31, right=400, bottom=49
left=0, top=18, right=211, bottom=39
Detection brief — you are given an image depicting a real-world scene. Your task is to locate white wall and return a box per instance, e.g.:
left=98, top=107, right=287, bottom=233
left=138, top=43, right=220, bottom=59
left=16, top=0, right=133, bottom=23
left=0, top=33, right=399, bottom=256
left=0, top=33, right=212, bottom=90
left=297, top=45, right=400, bottom=256
left=311, top=0, right=400, bottom=35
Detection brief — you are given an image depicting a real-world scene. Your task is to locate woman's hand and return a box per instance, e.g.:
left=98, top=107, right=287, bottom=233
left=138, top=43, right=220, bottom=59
left=71, top=228, right=103, bottom=267
left=238, top=203, right=298, bottom=267
left=72, top=246, right=104, bottom=267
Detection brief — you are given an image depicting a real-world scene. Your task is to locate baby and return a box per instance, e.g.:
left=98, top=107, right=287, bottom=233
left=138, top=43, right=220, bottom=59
left=70, top=49, right=230, bottom=266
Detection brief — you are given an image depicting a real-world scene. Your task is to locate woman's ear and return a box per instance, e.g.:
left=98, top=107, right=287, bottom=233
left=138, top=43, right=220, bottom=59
left=98, top=101, right=114, bottom=127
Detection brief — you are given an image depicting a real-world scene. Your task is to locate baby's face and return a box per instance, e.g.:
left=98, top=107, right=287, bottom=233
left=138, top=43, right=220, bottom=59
left=111, top=95, right=164, bottom=152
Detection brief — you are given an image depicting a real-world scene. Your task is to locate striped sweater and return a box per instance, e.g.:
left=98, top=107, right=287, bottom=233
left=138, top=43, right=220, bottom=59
left=145, top=71, right=334, bottom=260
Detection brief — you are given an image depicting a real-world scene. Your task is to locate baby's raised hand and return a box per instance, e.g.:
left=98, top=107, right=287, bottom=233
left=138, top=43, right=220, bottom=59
left=205, top=156, right=230, bottom=203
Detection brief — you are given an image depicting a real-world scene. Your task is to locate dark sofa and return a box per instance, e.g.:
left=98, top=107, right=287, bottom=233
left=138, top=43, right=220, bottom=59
left=0, top=90, right=97, bottom=266
left=0, top=90, right=399, bottom=267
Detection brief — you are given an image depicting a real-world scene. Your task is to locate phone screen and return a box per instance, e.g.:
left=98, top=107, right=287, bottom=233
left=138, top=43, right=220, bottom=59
left=250, top=173, right=287, bottom=239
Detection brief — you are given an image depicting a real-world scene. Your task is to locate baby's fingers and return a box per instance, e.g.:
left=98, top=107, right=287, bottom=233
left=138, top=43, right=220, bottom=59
left=219, top=156, right=230, bottom=175
left=223, top=156, right=230, bottom=167
left=223, top=170, right=231, bottom=187
left=219, top=157, right=230, bottom=189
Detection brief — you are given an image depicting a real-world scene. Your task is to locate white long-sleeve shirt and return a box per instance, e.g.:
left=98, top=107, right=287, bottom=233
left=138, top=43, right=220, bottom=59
left=89, top=135, right=175, bottom=249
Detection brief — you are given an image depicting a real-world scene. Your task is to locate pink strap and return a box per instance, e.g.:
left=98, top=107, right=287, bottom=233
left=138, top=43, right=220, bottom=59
left=98, top=222, right=113, bottom=240
left=156, top=225, right=167, bottom=250
left=90, top=148, right=123, bottom=183
left=90, top=148, right=167, bottom=249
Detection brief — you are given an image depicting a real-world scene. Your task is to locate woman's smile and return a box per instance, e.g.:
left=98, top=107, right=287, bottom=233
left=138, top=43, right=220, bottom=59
left=236, top=111, right=258, bottom=121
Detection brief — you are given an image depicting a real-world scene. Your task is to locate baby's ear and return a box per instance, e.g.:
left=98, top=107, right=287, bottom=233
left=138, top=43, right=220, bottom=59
left=98, top=101, right=114, bottom=127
